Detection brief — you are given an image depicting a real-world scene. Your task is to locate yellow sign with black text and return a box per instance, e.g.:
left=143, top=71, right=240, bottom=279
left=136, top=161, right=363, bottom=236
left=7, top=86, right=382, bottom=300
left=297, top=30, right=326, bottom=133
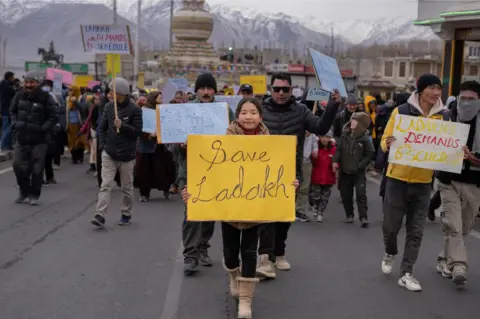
left=186, top=135, right=296, bottom=222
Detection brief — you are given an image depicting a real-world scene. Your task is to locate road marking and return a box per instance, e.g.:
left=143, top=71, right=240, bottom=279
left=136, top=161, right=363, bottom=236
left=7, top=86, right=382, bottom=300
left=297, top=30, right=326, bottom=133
left=0, top=167, right=12, bottom=175
left=160, top=243, right=185, bottom=319
left=366, top=175, right=480, bottom=240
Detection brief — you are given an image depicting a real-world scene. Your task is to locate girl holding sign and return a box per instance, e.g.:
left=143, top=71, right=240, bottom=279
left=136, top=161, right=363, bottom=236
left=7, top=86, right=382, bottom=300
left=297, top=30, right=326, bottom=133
left=182, top=98, right=299, bottom=319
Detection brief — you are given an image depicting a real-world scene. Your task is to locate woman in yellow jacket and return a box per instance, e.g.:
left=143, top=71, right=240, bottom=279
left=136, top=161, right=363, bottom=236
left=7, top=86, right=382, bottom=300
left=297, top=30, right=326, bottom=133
left=364, top=95, right=377, bottom=141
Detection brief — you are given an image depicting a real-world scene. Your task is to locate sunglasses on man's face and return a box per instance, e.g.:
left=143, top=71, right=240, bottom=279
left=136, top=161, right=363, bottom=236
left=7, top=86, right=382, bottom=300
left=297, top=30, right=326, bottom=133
left=272, top=86, right=290, bottom=93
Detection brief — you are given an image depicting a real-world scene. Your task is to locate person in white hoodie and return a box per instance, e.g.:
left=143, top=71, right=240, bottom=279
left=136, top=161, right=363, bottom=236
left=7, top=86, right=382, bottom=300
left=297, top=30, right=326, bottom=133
left=295, top=130, right=319, bottom=222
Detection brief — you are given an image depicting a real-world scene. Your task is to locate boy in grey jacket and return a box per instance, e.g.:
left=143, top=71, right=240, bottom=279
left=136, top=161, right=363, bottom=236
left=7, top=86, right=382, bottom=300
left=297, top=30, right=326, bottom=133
left=333, top=112, right=375, bottom=227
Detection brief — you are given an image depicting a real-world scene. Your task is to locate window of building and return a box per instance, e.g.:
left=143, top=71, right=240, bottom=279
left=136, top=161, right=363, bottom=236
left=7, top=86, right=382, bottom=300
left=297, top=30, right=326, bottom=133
left=469, top=65, right=479, bottom=76
left=469, top=46, right=480, bottom=57
left=398, top=62, right=406, bottom=78
left=384, top=61, right=393, bottom=77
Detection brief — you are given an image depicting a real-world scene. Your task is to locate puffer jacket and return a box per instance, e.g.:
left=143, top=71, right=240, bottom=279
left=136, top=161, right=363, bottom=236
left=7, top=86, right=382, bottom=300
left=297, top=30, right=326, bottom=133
left=98, top=98, right=142, bottom=162
left=261, top=97, right=340, bottom=181
left=333, top=123, right=375, bottom=174
left=223, top=121, right=270, bottom=230
left=10, top=87, right=58, bottom=145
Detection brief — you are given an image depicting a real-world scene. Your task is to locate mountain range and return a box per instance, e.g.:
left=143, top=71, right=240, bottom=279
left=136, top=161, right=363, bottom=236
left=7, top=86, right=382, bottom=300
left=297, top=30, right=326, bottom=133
left=0, top=0, right=440, bottom=67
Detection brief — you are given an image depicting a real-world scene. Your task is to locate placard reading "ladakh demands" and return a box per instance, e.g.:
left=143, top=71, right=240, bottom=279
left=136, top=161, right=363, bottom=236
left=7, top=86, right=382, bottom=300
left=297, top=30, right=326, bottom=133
left=388, top=114, right=470, bottom=174
left=186, top=135, right=296, bottom=222
left=81, top=25, right=133, bottom=55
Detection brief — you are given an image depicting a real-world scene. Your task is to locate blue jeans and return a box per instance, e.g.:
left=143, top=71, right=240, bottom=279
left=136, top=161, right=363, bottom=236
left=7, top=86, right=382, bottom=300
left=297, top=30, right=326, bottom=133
left=1, top=117, right=12, bottom=150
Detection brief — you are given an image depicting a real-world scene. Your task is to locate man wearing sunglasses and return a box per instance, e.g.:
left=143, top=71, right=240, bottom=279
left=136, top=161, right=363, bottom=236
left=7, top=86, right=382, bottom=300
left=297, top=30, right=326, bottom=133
left=256, top=72, right=341, bottom=280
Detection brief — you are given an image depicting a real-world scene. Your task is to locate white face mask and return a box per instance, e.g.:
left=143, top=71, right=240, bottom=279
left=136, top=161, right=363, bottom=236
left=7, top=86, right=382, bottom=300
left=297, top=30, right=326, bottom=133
left=42, top=86, right=52, bottom=93
left=457, top=99, right=480, bottom=122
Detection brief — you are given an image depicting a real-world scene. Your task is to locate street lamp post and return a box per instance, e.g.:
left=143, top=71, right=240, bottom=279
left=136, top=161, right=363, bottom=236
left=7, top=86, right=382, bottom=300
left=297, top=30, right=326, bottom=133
left=133, top=0, right=142, bottom=89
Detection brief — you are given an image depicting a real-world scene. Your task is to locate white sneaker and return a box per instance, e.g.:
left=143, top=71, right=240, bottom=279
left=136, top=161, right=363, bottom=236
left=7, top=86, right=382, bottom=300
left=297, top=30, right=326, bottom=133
left=436, top=261, right=452, bottom=278
left=381, top=254, right=394, bottom=274
left=398, top=273, right=422, bottom=292
left=315, top=213, right=324, bottom=222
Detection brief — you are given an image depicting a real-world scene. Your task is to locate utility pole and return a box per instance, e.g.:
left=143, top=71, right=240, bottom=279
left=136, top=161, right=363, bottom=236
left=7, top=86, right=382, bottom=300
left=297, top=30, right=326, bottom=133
left=113, top=0, right=117, bottom=24
left=330, top=26, right=335, bottom=57
left=133, top=0, right=142, bottom=89
left=169, top=0, right=174, bottom=48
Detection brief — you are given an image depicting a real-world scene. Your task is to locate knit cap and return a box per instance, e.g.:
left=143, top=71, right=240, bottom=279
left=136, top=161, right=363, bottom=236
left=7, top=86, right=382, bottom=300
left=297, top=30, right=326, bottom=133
left=195, top=73, right=217, bottom=93
left=346, top=93, right=357, bottom=105
left=417, top=73, right=442, bottom=93
left=109, top=77, right=130, bottom=96
left=351, top=112, right=371, bottom=133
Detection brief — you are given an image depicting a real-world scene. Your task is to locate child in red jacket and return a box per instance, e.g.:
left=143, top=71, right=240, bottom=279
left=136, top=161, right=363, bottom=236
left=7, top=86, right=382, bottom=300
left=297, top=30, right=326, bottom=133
left=310, top=131, right=336, bottom=222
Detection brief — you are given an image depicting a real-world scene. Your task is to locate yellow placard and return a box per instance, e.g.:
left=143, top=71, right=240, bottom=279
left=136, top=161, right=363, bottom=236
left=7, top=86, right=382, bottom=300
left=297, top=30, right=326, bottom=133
left=186, top=135, right=296, bottom=222
left=73, top=75, right=94, bottom=87
left=239, top=75, right=267, bottom=95
left=106, top=53, right=122, bottom=77
left=223, top=88, right=234, bottom=95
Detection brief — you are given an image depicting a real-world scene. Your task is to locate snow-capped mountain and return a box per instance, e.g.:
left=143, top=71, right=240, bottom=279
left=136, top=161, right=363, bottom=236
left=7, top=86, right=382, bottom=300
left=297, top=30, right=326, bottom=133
left=0, top=0, right=440, bottom=66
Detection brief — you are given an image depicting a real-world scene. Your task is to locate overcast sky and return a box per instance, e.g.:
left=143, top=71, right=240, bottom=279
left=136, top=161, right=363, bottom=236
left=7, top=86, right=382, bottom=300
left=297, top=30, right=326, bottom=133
left=207, top=0, right=418, bottom=20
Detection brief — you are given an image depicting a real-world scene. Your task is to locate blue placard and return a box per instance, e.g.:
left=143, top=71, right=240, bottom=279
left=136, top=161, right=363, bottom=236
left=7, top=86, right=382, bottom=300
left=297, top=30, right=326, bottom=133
left=141, top=107, right=156, bottom=134
left=214, top=95, right=243, bottom=113
left=309, top=48, right=347, bottom=97
left=306, top=87, right=330, bottom=102
left=158, top=102, right=229, bottom=143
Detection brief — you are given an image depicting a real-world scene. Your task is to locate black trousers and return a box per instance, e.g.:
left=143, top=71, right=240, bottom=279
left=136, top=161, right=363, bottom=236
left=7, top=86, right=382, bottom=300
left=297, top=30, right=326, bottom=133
left=222, top=222, right=259, bottom=278
left=258, top=222, right=291, bottom=262
left=13, top=143, right=48, bottom=199
left=182, top=206, right=215, bottom=262
left=338, top=171, right=368, bottom=219
left=45, top=153, right=54, bottom=181
left=382, top=177, right=431, bottom=275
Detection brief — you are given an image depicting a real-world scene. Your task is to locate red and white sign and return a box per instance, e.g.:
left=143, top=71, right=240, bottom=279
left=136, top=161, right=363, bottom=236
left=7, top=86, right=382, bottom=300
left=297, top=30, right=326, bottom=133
left=288, top=64, right=305, bottom=73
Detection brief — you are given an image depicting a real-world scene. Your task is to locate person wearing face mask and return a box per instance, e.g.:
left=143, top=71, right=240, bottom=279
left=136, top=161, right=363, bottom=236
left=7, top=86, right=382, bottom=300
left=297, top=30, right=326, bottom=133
left=380, top=73, right=449, bottom=292
left=255, top=73, right=341, bottom=280
left=10, top=71, right=58, bottom=205
left=435, top=80, right=480, bottom=286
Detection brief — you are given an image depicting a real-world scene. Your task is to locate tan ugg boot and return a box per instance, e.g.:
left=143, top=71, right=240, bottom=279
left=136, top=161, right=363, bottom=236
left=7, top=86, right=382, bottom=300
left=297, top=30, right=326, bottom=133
left=237, top=277, right=259, bottom=319
left=255, top=254, right=276, bottom=280
left=223, top=259, right=240, bottom=297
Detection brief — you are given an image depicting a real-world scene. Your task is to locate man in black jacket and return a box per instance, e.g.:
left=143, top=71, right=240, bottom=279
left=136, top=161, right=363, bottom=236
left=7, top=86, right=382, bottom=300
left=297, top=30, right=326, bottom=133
left=256, top=73, right=341, bottom=279
left=91, top=77, right=142, bottom=228
left=333, top=93, right=358, bottom=139
left=0, top=71, right=16, bottom=152
left=10, top=71, right=58, bottom=205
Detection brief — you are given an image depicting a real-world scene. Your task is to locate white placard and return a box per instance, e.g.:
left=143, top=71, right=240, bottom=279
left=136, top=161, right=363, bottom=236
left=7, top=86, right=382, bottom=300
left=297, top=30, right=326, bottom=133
left=306, top=87, right=330, bottom=102
left=388, top=114, right=470, bottom=174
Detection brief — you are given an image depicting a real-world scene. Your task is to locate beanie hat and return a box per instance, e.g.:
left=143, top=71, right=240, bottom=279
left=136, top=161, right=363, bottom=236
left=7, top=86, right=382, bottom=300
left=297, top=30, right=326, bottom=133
left=346, top=93, right=357, bottom=105
left=92, top=85, right=103, bottom=95
left=42, top=79, right=53, bottom=87
left=417, top=73, right=442, bottom=93
left=195, top=73, right=217, bottom=93
left=109, top=77, right=130, bottom=96
left=351, top=112, right=371, bottom=133
left=24, top=70, right=41, bottom=82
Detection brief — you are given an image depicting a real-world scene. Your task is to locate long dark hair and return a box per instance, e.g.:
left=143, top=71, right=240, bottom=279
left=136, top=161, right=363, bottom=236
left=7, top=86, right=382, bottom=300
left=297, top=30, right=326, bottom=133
left=146, top=91, right=160, bottom=109
left=235, top=97, right=263, bottom=118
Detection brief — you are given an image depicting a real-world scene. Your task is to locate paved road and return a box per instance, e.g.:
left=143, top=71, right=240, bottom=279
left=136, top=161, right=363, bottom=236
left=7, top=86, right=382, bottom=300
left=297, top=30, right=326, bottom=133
left=0, top=163, right=479, bottom=319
